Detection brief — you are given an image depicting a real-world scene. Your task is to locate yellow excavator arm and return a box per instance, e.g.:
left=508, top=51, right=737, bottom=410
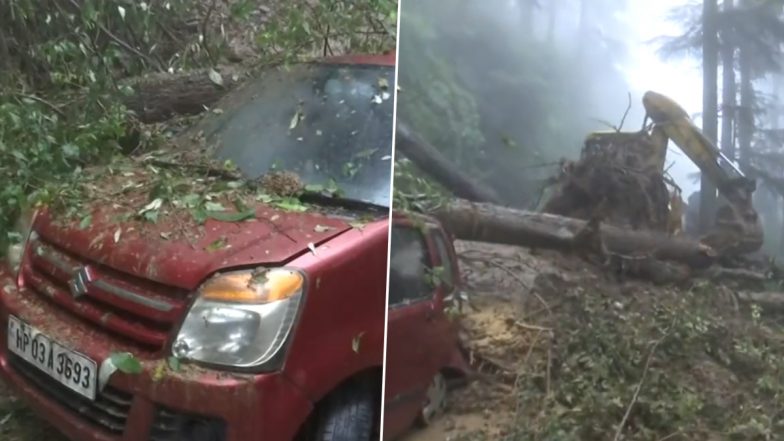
left=641, top=91, right=762, bottom=255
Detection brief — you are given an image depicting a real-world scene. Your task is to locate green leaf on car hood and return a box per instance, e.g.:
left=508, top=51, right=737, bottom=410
left=109, top=352, right=143, bottom=374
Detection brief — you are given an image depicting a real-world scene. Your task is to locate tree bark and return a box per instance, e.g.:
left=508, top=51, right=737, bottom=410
left=395, top=122, right=503, bottom=204
left=738, top=46, right=754, bottom=173
left=434, top=199, right=716, bottom=269
left=720, top=0, right=736, bottom=162
left=701, top=0, right=720, bottom=232
left=120, top=65, right=245, bottom=123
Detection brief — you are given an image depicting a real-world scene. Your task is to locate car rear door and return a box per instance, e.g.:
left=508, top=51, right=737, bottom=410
left=427, top=227, right=463, bottom=365
left=383, top=222, right=441, bottom=440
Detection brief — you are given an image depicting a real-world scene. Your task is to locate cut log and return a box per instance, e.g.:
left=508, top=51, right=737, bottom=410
left=395, top=122, right=503, bottom=204
left=736, top=291, right=784, bottom=311
left=121, top=65, right=245, bottom=123
left=434, top=199, right=716, bottom=269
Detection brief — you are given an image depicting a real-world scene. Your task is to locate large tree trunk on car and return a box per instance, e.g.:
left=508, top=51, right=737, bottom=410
left=433, top=199, right=716, bottom=269
left=121, top=65, right=245, bottom=123
left=395, top=122, right=503, bottom=204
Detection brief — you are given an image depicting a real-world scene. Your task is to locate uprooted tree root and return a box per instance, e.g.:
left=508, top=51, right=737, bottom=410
left=542, top=130, right=671, bottom=233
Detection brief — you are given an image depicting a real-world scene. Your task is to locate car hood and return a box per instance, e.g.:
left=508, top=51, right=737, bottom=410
left=32, top=204, right=354, bottom=290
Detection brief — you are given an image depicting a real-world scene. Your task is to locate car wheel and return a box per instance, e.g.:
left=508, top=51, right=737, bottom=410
left=312, top=384, right=375, bottom=441
left=418, top=372, right=447, bottom=426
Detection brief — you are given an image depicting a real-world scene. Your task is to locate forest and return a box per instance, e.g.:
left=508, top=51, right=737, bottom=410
left=394, top=0, right=784, bottom=260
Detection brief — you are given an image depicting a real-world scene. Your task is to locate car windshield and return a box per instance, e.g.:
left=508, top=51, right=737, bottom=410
left=185, top=62, right=395, bottom=207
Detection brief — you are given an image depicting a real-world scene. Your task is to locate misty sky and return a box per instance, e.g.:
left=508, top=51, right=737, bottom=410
left=623, top=0, right=702, bottom=198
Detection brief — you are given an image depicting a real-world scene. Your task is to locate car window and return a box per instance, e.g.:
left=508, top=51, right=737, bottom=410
left=388, top=226, right=432, bottom=307
left=431, top=230, right=455, bottom=291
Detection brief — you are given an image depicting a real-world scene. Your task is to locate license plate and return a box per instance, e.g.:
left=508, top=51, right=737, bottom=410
left=7, top=315, right=97, bottom=400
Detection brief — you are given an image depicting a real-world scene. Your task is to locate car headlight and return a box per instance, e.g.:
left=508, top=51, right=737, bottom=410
left=172, top=267, right=305, bottom=370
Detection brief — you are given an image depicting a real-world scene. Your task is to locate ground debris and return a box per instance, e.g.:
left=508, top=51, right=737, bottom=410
left=422, top=240, right=784, bottom=441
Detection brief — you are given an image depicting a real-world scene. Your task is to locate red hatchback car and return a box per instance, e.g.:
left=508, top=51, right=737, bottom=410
left=1, top=53, right=395, bottom=441
left=383, top=212, right=469, bottom=440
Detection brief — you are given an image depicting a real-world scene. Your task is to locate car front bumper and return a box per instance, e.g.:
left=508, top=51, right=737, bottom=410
left=0, top=265, right=313, bottom=441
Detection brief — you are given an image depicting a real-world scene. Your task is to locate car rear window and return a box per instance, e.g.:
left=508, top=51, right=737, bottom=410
left=388, top=226, right=432, bottom=306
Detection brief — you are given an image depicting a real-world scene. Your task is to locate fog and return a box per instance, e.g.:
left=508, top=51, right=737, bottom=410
left=396, top=0, right=703, bottom=205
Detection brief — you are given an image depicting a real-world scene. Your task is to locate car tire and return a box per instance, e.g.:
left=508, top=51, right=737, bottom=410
left=417, top=372, right=448, bottom=426
left=312, top=384, right=376, bottom=441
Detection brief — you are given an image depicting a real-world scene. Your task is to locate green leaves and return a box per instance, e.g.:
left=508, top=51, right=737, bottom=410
left=109, top=352, right=143, bottom=374
left=272, top=197, right=309, bottom=212
left=257, top=0, right=396, bottom=63
left=204, top=209, right=256, bottom=222
left=78, top=214, right=92, bottom=230
left=204, top=237, right=228, bottom=252
left=167, top=356, right=181, bottom=372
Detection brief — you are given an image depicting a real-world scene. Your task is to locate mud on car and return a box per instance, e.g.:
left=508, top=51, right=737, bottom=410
left=1, top=52, right=395, bottom=441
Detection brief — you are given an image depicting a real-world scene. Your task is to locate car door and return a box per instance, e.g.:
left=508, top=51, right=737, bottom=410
left=427, top=227, right=462, bottom=363
left=383, top=223, right=442, bottom=440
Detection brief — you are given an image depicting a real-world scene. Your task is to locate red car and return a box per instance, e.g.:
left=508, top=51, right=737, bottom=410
left=383, top=212, right=470, bottom=440
left=0, top=52, right=395, bottom=441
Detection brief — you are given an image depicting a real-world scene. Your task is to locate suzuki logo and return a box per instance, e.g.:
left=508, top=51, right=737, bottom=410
left=69, top=266, right=93, bottom=299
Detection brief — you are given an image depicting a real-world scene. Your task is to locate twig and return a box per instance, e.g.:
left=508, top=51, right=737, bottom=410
left=617, top=92, right=632, bottom=132
left=62, top=0, right=165, bottom=72
left=200, top=0, right=218, bottom=65
left=520, top=161, right=562, bottom=170
left=613, top=330, right=669, bottom=441
left=545, top=345, right=552, bottom=396
left=13, top=93, right=66, bottom=117
left=514, top=321, right=553, bottom=332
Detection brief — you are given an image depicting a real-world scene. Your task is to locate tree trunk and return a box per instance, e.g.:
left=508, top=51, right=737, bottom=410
left=720, top=0, right=736, bottom=162
left=738, top=46, right=754, bottom=173
left=434, top=199, right=716, bottom=269
left=120, top=65, right=245, bottom=123
left=701, top=0, right=720, bottom=233
left=395, top=122, right=503, bottom=204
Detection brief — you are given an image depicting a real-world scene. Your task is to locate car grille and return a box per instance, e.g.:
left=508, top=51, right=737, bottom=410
left=9, top=353, right=133, bottom=435
left=150, top=405, right=227, bottom=441
left=21, top=237, right=189, bottom=350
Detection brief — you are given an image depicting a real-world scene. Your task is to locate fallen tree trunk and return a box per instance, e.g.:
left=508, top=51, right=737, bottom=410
left=121, top=65, right=245, bottom=123
left=434, top=199, right=716, bottom=269
left=736, top=291, right=784, bottom=311
left=395, top=121, right=503, bottom=204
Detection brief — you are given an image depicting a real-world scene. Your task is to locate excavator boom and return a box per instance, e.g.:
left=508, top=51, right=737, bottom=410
left=642, top=91, right=762, bottom=255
